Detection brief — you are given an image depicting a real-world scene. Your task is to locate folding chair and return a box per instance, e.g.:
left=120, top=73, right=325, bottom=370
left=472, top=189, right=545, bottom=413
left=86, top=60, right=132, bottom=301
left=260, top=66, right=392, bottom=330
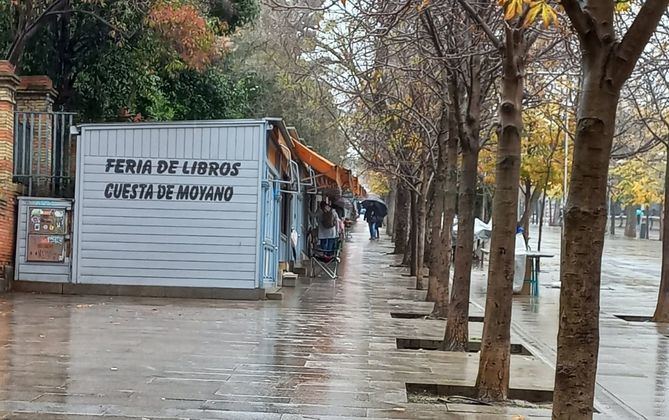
left=309, top=233, right=342, bottom=279
left=344, top=219, right=353, bottom=242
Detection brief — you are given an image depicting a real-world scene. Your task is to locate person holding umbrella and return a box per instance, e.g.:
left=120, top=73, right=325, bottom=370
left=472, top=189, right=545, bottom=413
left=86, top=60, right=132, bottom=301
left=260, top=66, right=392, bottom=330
left=361, top=194, right=387, bottom=240
left=364, top=206, right=378, bottom=240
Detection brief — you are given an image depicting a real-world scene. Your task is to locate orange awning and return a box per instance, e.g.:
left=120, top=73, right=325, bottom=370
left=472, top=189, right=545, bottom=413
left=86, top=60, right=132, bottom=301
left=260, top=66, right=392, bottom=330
left=292, top=138, right=365, bottom=197
left=293, top=139, right=341, bottom=186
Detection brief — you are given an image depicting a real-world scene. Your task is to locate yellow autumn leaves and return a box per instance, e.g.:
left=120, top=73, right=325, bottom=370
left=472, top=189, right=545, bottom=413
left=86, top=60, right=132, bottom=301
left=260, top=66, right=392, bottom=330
left=611, top=158, right=664, bottom=206
left=498, top=0, right=559, bottom=27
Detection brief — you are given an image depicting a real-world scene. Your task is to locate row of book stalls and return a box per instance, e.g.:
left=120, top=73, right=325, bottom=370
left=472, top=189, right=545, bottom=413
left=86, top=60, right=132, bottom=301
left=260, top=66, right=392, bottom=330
left=12, top=118, right=365, bottom=299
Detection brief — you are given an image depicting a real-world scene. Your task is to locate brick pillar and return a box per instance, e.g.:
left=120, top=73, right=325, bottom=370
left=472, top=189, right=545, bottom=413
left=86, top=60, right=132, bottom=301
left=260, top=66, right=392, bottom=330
left=0, top=61, right=20, bottom=285
left=16, top=76, right=57, bottom=196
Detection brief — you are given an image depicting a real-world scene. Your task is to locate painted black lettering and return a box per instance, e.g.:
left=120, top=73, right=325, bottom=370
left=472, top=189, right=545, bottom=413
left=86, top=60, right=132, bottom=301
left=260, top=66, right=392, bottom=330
left=166, top=185, right=174, bottom=200
left=224, top=186, right=234, bottom=201
left=139, top=184, right=148, bottom=198
left=169, top=160, right=178, bottom=174
left=114, top=159, right=125, bottom=174
left=141, top=160, right=152, bottom=174
left=214, top=186, right=224, bottom=201
left=104, top=183, right=113, bottom=198
left=126, top=159, right=136, bottom=174
left=208, top=162, right=220, bottom=175
left=105, top=159, right=115, bottom=173
left=145, top=184, right=154, bottom=199
left=220, top=162, right=231, bottom=176
left=197, top=161, right=208, bottom=175
left=113, top=184, right=122, bottom=198
left=130, top=184, right=138, bottom=199
left=230, top=162, right=241, bottom=176
left=121, top=184, right=131, bottom=199
left=204, top=186, right=214, bottom=200
left=182, top=161, right=190, bottom=174
left=157, top=160, right=168, bottom=174
left=157, top=185, right=166, bottom=199
left=189, top=187, right=199, bottom=200
left=176, top=185, right=189, bottom=200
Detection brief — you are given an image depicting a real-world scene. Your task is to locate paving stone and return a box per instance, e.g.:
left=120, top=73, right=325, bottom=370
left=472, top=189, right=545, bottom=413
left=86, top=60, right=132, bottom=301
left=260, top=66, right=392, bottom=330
left=0, top=223, right=661, bottom=418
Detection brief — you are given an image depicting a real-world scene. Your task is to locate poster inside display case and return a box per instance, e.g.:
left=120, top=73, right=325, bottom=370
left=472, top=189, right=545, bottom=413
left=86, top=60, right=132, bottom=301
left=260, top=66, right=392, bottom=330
left=26, top=207, right=68, bottom=263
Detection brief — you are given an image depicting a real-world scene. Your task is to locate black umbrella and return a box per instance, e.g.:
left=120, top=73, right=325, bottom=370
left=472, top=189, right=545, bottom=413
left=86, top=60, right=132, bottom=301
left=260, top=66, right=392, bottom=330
left=332, top=197, right=352, bottom=210
left=361, top=194, right=387, bottom=218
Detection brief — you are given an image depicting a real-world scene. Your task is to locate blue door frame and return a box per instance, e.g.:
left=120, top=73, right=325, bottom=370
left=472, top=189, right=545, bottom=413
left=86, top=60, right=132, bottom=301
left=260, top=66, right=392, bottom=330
left=260, top=167, right=279, bottom=288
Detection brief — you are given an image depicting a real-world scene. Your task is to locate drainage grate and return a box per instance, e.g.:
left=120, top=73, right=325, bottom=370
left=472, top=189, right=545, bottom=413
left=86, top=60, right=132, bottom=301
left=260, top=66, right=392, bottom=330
left=390, top=312, right=430, bottom=319
left=406, top=383, right=553, bottom=404
left=396, top=338, right=533, bottom=356
left=390, top=313, right=484, bottom=322
left=614, top=315, right=653, bottom=322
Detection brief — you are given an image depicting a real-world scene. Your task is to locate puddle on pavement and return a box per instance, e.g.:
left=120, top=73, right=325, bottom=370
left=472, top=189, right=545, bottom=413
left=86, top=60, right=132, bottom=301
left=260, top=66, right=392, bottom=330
left=406, top=383, right=553, bottom=408
left=396, top=338, right=533, bottom=356
left=390, top=312, right=484, bottom=322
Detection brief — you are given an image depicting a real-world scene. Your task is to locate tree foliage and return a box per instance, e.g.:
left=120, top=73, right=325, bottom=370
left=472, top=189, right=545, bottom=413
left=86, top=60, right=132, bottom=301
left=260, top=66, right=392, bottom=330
left=611, top=154, right=665, bottom=206
left=0, top=0, right=263, bottom=121
left=230, top=0, right=350, bottom=163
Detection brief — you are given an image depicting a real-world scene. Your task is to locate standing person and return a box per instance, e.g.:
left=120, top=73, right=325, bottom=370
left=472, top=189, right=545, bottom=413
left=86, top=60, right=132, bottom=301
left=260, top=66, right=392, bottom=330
left=316, top=200, right=339, bottom=254
left=365, top=207, right=377, bottom=240
left=376, top=214, right=383, bottom=239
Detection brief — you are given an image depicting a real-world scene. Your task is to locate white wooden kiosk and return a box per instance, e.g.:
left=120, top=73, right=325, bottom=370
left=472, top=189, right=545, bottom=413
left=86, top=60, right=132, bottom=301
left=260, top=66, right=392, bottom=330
left=14, top=120, right=285, bottom=298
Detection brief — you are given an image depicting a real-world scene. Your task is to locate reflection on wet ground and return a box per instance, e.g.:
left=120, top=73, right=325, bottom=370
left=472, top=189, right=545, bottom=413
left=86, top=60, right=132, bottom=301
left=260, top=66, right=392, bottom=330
left=472, top=226, right=668, bottom=419
left=0, top=224, right=666, bottom=418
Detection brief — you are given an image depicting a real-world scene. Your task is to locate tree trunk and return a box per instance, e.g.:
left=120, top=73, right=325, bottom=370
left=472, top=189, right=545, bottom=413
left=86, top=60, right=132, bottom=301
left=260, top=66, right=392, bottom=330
left=430, top=111, right=459, bottom=317
left=551, top=199, right=561, bottom=226
left=660, top=203, right=664, bottom=242
left=653, top=153, right=669, bottom=322
left=443, top=50, right=482, bottom=349
left=522, top=179, right=532, bottom=242
left=444, top=148, right=479, bottom=350
left=519, top=180, right=541, bottom=244
left=645, top=205, right=651, bottom=240
left=475, top=26, right=524, bottom=401
left=538, top=193, right=547, bottom=251
left=426, top=191, right=444, bottom=302
left=553, top=58, right=620, bottom=420
left=403, top=232, right=412, bottom=265
left=416, top=173, right=429, bottom=290
left=386, top=179, right=397, bottom=238
left=624, top=205, right=637, bottom=238
left=409, top=189, right=418, bottom=275
left=427, top=106, right=450, bottom=304
left=424, top=180, right=436, bottom=267
left=609, top=196, right=616, bottom=235
left=554, top=2, right=669, bottom=411
left=483, top=192, right=491, bottom=222
left=393, top=183, right=410, bottom=255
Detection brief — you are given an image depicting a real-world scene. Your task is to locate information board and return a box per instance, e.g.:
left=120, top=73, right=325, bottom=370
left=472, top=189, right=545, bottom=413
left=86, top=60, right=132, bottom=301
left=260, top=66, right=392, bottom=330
left=26, top=207, right=68, bottom=263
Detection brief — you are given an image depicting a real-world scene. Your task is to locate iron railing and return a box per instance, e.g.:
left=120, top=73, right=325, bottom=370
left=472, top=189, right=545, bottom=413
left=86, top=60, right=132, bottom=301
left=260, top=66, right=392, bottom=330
left=13, top=111, right=76, bottom=198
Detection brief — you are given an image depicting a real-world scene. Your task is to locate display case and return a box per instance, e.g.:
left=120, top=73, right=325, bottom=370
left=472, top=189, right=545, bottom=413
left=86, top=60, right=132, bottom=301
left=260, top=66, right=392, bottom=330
left=26, top=206, right=69, bottom=262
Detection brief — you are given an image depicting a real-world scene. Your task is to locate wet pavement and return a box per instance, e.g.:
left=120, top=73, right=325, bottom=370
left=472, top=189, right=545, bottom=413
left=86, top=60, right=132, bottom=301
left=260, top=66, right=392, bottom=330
left=478, top=226, right=668, bottom=419
left=0, top=223, right=665, bottom=418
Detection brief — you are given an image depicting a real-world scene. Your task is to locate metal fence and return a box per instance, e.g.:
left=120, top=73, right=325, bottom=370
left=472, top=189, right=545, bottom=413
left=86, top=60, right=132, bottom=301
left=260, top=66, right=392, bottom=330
left=13, top=112, right=76, bottom=197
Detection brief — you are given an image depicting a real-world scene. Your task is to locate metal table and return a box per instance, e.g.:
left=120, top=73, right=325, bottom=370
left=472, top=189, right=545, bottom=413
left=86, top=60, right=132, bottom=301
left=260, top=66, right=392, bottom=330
left=524, top=251, right=555, bottom=296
